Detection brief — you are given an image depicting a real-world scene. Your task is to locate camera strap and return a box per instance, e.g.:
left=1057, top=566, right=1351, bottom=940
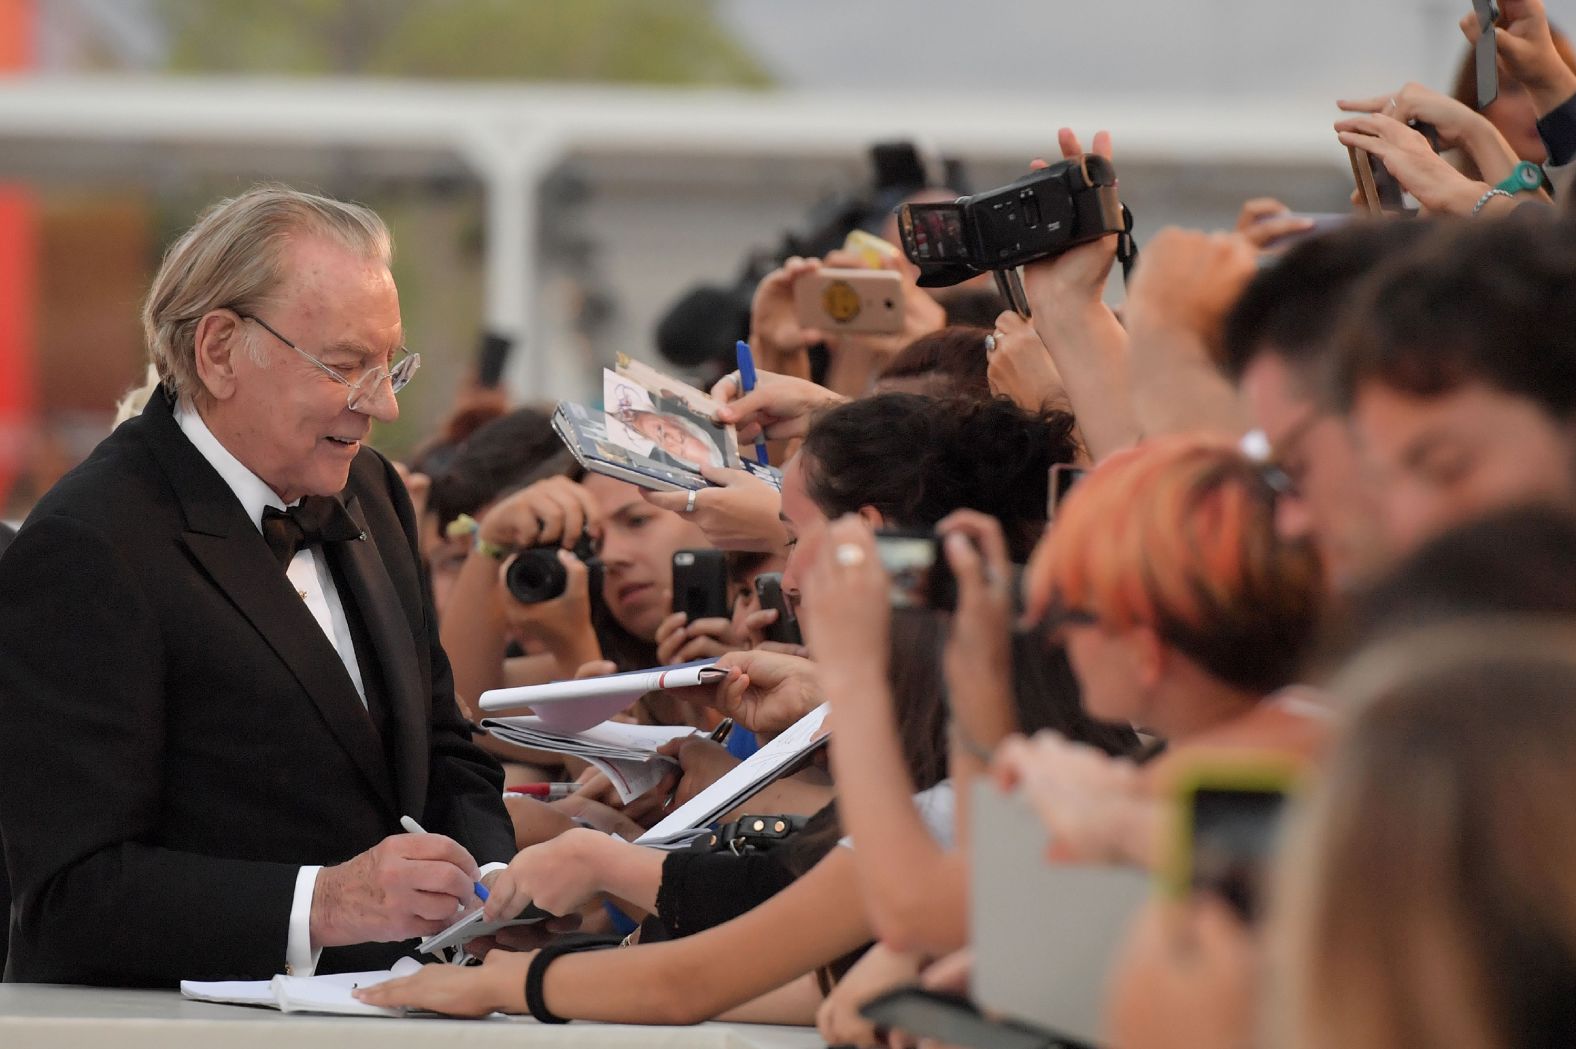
left=1116, top=204, right=1138, bottom=284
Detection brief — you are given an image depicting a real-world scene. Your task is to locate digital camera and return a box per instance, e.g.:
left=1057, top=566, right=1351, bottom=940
left=896, top=154, right=1126, bottom=288
left=505, top=532, right=599, bottom=605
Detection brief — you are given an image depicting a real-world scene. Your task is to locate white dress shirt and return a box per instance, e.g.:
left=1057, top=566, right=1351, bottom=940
left=174, top=402, right=505, bottom=975
left=174, top=400, right=360, bottom=976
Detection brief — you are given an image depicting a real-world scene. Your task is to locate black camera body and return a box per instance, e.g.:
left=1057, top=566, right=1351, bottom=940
left=896, top=154, right=1126, bottom=288
left=504, top=532, right=600, bottom=605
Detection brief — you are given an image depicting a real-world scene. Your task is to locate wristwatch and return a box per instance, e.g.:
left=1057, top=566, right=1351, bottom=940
left=1495, top=161, right=1546, bottom=195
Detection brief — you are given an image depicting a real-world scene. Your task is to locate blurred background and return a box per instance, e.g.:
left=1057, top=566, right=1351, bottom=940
left=1, top=0, right=1568, bottom=519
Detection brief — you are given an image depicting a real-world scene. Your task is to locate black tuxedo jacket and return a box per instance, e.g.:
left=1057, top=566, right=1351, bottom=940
left=0, top=392, right=514, bottom=986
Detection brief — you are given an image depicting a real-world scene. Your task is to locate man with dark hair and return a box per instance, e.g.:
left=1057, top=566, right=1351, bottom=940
left=1220, top=220, right=1434, bottom=592
left=1331, top=214, right=1576, bottom=554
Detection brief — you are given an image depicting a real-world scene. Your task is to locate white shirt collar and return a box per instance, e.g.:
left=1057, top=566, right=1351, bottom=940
left=173, top=398, right=293, bottom=532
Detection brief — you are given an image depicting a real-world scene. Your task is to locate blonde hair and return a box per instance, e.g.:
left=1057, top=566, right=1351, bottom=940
left=141, top=184, right=391, bottom=402
left=111, top=363, right=161, bottom=429
left=1274, top=620, right=1576, bottom=1049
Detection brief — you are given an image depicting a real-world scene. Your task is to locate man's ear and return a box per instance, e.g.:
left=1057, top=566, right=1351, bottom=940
left=855, top=506, right=886, bottom=530
left=192, top=310, right=243, bottom=402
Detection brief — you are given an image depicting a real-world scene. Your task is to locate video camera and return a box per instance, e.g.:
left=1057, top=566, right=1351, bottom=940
left=895, top=155, right=1133, bottom=313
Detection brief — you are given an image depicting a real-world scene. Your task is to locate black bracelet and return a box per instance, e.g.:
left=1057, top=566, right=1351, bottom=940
left=524, top=936, right=624, bottom=1024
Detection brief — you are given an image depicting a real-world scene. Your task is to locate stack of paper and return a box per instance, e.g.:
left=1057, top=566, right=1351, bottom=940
left=480, top=716, right=700, bottom=802
left=637, top=703, right=831, bottom=850
left=181, top=957, right=425, bottom=1016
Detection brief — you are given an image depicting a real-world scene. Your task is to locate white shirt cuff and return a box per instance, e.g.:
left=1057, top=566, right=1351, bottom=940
left=286, top=865, right=324, bottom=977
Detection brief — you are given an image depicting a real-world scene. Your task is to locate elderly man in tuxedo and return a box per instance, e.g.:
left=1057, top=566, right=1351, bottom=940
left=0, top=186, right=515, bottom=985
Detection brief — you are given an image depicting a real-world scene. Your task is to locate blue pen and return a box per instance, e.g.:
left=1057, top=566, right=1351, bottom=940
left=399, top=815, right=489, bottom=902
left=735, top=340, right=770, bottom=466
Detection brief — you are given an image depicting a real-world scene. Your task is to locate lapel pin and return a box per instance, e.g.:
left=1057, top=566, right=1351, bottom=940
left=358, top=531, right=368, bottom=541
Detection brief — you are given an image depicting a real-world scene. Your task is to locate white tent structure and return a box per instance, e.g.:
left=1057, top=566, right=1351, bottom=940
left=0, top=76, right=1352, bottom=399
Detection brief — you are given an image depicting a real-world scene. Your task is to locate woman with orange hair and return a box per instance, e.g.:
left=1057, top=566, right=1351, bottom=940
left=1025, top=434, right=1323, bottom=743
left=994, top=434, right=1327, bottom=868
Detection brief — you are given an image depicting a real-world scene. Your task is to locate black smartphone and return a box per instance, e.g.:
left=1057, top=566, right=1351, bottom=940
left=752, top=572, right=803, bottom=646
left=859, top=987, right=1063, bottom=1049
left=1168, top=763, right=1295, bottom=924
left=1473, top=0, right=1501, bottom=108
left=872, top=529, right=957, bottom=611
left=1047, top=463, right=1087, bottom=520
left=671, top=549, right=730, bottom=622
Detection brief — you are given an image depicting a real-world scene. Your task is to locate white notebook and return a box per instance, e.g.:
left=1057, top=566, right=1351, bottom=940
left=181, top=956, right=426, bottom=1016
left=478, top=659, right=727, bottom=732
left=637, top=703, right=830, bottom=848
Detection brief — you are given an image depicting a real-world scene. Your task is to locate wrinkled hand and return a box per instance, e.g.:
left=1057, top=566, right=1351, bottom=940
left=815, top=943, right=925, bottom=1049
left=992, top=731, right=1157, bottom=866
left=1460, top=0, right=1576, bottom=114
left=799, top=516, right=892, bottom=694
left=987, top=310, right=1066, bottom=410
left=1123, top=228, right=1258, bottom=357
left=1105, top=896, right=1261, bottom=1049
left=654, top=610, right=740, bottom=666
left=477, top=475, right=602, bottom=552
left=711, top=369, right=847, bottom=444
left=708, top=649, right=824, bottom=735
left=641, top=466, right=788, bottom=552
left=1335, top=113, right=1490, bottom=216
left=310, top=833, right=483, bottom=948
left=484, top=827, right=609, bottom=920
left=1233, top=198, right=1315, bottom=253
left=353, top=947, right=532, bottom=1016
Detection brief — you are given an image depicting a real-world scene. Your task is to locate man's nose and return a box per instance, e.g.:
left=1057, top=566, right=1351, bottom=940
left=352, top=374, right=400, bottom=422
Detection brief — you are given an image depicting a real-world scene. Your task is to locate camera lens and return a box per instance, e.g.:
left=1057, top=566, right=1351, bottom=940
left=505, top=548, right=569, bottom=605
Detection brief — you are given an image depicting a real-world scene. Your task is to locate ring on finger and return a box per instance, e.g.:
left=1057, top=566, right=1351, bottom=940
left=684, top=489, right=699, bottom=514
left=984, top=333, right=998, bottom=353
left=1388, top=96, right=1398, bottom=112
left=834, top=543, right=866, bottom=568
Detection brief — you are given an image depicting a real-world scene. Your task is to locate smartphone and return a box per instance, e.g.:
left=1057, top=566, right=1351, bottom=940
left=1348, top=146, right=1384, bottom=215
left=872, top=529, right=957, bottom=611
left=860, top=987, right=1062, bottom=1049
left=752, top=572, right=803, bottom=646
left=794, top=267, right=904, bottom=335
left=843, top=228, right=902, bottom=268
left=671, top=549, right=730, bottom=622
left=1473, top=0, right=1501, bottom=108
left=1165, top=758, right=1299, bottom=923
left=1350, top=121, right=1438, bottom=216
left=1047, top=464, right=1087, bottom=520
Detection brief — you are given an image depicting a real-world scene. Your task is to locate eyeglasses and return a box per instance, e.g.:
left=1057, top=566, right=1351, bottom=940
left=237, top=312, right=421, bottom=412
left=1241, top=408, right=1323, bottom=499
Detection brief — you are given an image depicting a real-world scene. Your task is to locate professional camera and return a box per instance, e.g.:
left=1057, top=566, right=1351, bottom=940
left=504, top=532, right=600, bottom=605
left=896, top=155, right=1130, bottom=289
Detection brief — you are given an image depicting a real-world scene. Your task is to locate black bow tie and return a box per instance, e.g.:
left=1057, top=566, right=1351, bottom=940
left=261, top=497, right=361, bottom=568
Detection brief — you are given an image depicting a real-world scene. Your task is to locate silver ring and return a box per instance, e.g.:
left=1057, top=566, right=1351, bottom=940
left=684, top=489, right=699, bottom=514
left=1388, top=96, right=1398, bottom=112
left=834, top=543, right=866, bottom=567
left=984, top=333, right=999, bottom=353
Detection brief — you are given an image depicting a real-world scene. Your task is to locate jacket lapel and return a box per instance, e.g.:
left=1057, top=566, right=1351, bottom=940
left=331, top=494, right=429, bottom=818
left=141, top=393, right=397, bottom=811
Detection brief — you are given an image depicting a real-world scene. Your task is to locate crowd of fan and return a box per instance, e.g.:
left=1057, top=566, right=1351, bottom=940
left=10, top=1, right=1576, bottom=1044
